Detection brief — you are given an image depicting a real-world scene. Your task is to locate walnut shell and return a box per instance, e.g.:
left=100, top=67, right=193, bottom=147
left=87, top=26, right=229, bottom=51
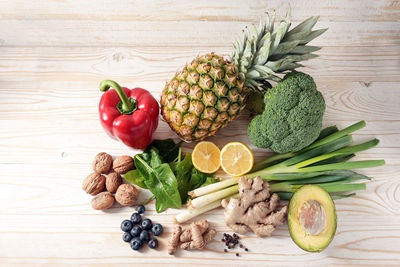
left=82, top=172, right=106, bottom=196
left=91, top=192, right=115, bottom=210
left=113, top=155, right=134, bottom=174
left=106, top=172, right=122, bottom=193
left=115, top=184, right=139, bottom=206
left=92, top=152, right=113, bottom=174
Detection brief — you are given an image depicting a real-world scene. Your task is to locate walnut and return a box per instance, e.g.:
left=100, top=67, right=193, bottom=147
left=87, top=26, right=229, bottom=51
left=106, top=172, right=122, bottom=193
left=92, top=152, right=113, bottom=174
left=221, top=176, right=288, bottom=237
left=82, top=172, right=106, bottom=196
left=91, top=192, right=115, bottom=210
left=113, top=155, right=134, bottom=174
left=115, top=184, right=139, bottom=206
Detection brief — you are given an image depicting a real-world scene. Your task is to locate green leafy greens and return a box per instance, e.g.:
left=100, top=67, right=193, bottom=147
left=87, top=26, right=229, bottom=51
left=124, top=139, right=217, bottom=213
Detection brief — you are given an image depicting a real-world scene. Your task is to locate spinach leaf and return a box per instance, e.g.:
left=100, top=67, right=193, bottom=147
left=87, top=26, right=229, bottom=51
left=134, top=154, right=153, bottom=181
left=189, top=168, right=209, bottom=191
left=144, top=163, right=182, bottom=213
left=148, top=139, right=182, bottom=163
left=124, top=169, right=148, bottom=189
left=175, top=153, right=194, bottom=203
left=136, top=152, right=151, bottom=167
left=149, top=148, right=163, bottom=168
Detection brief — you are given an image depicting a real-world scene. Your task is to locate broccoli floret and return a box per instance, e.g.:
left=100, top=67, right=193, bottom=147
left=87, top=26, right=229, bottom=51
left=247, top=72, right=326, bottom=153
left=248, top=115, right=272, bottom=148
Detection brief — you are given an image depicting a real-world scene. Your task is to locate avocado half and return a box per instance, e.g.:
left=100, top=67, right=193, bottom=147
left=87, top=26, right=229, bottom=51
left=288, top=185, right=337, bottom=252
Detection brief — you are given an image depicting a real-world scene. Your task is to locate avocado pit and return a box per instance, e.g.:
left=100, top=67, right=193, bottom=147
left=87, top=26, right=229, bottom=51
left=299, top=200, right=326, bottom=235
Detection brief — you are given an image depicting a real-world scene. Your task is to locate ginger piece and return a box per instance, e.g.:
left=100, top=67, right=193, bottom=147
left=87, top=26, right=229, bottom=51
left=180, top=219, right=209, bottom=242
left=169, top=219, right=216, bottom=253
left=168, top=226, right=182, bottom=255
left=190, top=223, right=205, bottom=249
left=203, top=228, right=217, bottom=243
left=180, top=241, right=192, bottom=250
left=221, top=176, right=288, bottom=237
left=180, top=228, right=217, bottom=250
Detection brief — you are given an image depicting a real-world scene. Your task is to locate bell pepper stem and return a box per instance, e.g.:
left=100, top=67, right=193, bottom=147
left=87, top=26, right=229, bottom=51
left=99, top=80, right=134, bottom=113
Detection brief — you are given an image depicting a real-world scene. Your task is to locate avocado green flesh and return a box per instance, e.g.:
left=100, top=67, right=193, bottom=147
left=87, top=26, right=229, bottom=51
left=288, top=185, right=337, bottom=252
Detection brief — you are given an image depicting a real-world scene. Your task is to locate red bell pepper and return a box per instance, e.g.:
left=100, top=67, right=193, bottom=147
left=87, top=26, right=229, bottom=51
left=99, top=80, right=159, bottom=149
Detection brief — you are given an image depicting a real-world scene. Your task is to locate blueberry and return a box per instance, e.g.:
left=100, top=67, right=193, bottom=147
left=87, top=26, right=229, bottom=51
left=121, top=220, right=133, bottom=232
left=148, top=238, right=158, bottom=249
left=130, top=225, right=142, bottom=237
left=137, top=205, right=145, bottom=214
left=130, top=212, right=142, bottom=225
left=130, top=237, right=143, bottom=251
left=151, top=223, right=163, bottom=236
left=141, top=218, right=153, bottom=230
left=122, top=232, right=132, bottom=242
left=139, top=230, right=150, bottom=242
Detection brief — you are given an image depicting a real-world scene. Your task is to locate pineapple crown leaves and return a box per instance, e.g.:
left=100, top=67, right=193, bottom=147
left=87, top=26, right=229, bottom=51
left=232, top=10, right=328, bottom=91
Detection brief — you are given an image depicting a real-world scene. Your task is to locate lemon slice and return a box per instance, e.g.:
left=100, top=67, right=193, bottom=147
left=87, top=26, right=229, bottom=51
left=220, top=142, right=254, bottom=176
left=192, top=141, right=221, bottom=173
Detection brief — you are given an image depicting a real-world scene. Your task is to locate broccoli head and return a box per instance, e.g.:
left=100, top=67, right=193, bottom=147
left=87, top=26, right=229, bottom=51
left=247, top=72, right=325, bottom=153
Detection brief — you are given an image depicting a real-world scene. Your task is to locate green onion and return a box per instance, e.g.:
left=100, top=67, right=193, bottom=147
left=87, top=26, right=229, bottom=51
left=175, top=193, right=239, bottom=223
left=189, top=177, right=239, bottom=198
left=270, top=180, right=367, bottom=193
left=297, top=160, right=385, bottom=173
left=189, top=185, right=239, bottom=209
left=307, top=120, right=366, bottom=150
left=310, top=154, right=355, bottom=166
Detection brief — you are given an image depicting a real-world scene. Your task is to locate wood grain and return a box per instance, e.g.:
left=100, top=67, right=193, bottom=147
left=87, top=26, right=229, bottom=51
left=0, top=0, right=399, bottom=265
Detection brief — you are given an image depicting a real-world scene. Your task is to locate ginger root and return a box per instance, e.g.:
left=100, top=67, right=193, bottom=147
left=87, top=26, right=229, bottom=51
left=168, top=226, right=182, bottom=255
left=221, top=176, right=288, bottom=237
left=180, top=219, right=209, bottom=242
left=168, top=219, right=216, bottom=255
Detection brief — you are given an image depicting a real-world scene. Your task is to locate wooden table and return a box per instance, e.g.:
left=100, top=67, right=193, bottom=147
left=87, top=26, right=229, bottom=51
left=1, top=0, right=399, bottom=265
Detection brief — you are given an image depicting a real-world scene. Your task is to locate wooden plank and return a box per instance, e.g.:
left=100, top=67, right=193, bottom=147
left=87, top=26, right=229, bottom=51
left=0, top=46, right=399, bottom=82
left=0, top=0, right=399, bottom=22
left=1, top=19, right=399, bottom=47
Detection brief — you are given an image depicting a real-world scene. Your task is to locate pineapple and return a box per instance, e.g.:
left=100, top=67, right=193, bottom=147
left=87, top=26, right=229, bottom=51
left=161, top=11, right=327, bottom=142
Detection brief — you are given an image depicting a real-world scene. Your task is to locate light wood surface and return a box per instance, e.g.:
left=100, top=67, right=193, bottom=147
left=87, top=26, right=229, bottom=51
left=1, top=0, right=399, bottom=265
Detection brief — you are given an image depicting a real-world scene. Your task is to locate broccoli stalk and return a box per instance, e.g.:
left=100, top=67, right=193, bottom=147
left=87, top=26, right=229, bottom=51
left=176, top=121, right=385, bottom=223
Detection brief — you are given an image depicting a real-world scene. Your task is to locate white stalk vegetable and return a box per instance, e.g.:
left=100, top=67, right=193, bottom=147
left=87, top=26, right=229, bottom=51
left=175, top=193, right=239, bottom=223
left=189, top=177, right=239, bottom=197
left=189, top=185, right=239, bottom=209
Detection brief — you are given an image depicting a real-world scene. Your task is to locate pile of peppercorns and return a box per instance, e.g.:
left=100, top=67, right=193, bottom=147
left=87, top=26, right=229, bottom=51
left=120, top=205, right=163, bottom=250
left=222, top=233, right=249, bottom=256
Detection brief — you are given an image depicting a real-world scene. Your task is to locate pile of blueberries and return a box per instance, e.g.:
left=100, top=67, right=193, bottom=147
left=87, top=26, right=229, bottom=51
left=120, top=205, right=163, bottom=251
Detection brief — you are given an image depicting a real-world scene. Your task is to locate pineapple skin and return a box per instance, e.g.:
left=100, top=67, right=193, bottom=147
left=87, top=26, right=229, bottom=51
left=161, top=53, right=245, bottom=142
